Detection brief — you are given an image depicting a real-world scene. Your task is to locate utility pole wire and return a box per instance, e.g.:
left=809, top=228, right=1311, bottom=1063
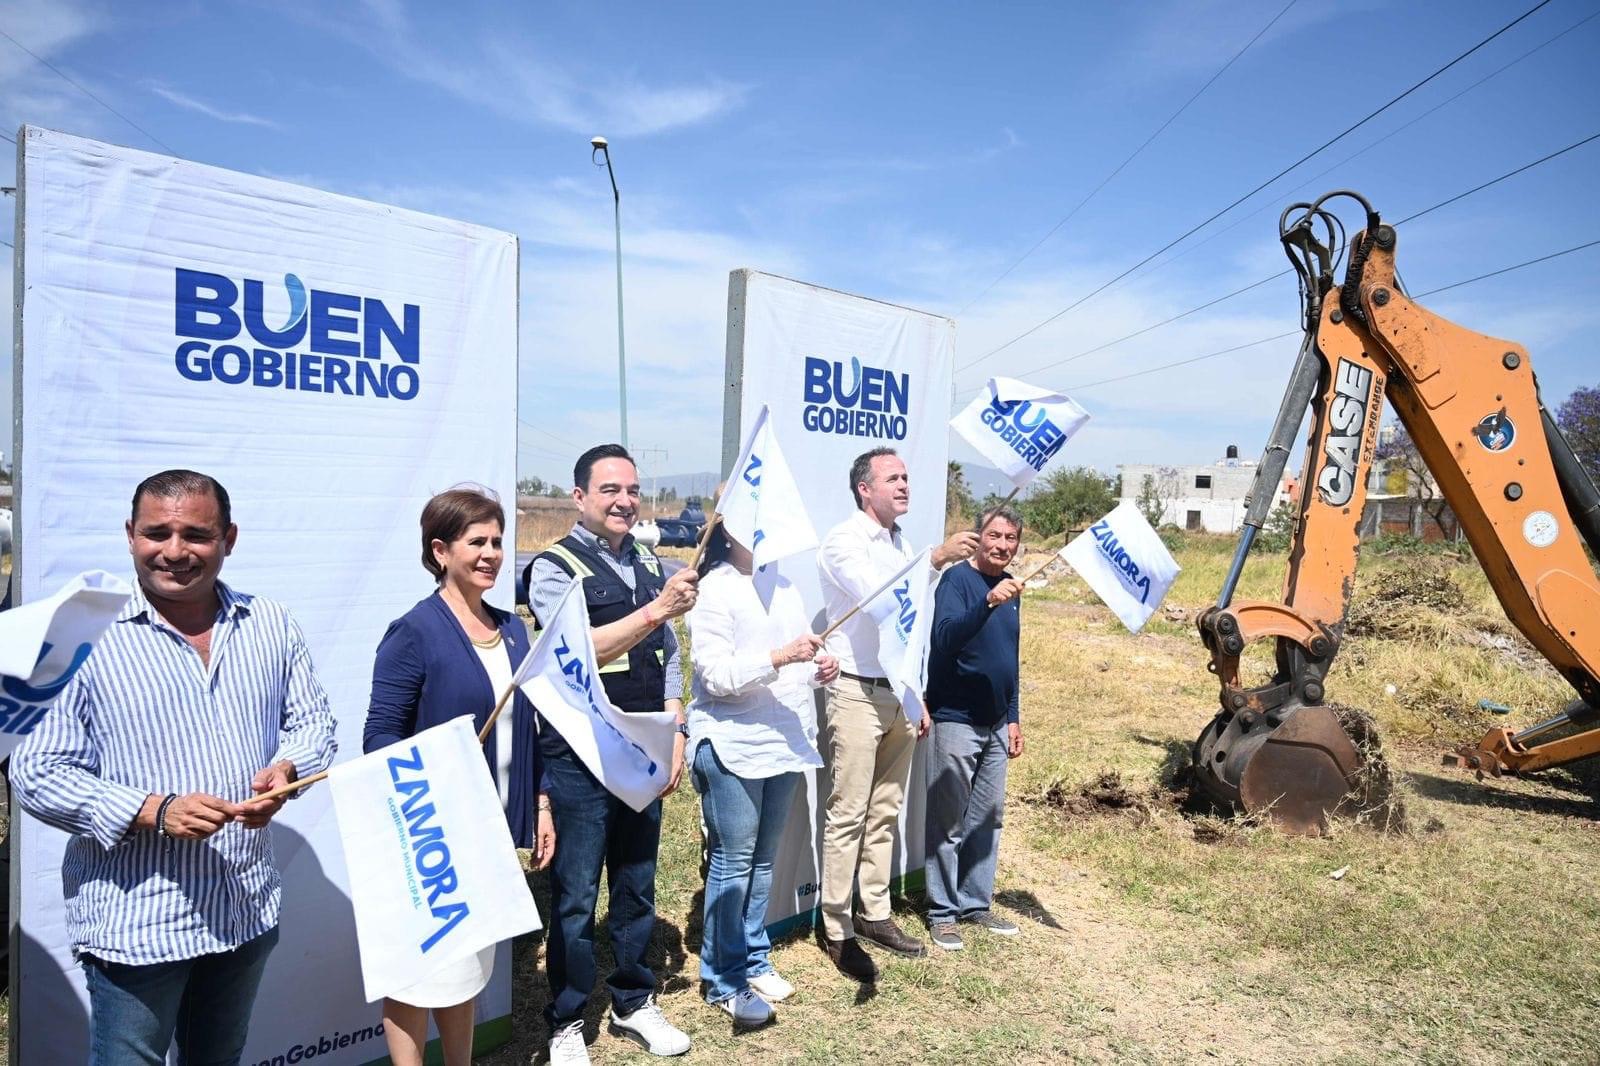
left=971, top=127, right=1600, bottom=395
left=1064, top=237, right=1600, bottom=393
left=956, top=0, right=1556, bottom=374
left=955, top=0, right=1301, bottom=316
left=0, top=27, right=177, bottom=155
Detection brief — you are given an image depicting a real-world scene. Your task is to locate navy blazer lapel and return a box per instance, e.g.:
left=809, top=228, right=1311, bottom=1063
left=425, top=592, right=497, bottom=714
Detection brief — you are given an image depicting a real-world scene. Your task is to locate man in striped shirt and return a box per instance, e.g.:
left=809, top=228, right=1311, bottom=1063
left=12, top=469, right=337, bottom=1066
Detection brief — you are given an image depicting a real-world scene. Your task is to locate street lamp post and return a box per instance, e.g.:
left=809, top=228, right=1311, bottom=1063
left=591, top=136, right=628, bottom=449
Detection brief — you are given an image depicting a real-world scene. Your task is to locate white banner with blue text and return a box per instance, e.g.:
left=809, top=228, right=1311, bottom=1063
left=0, top=571, right=132, bottom=761
left=724, top=271, right=952, bottom=932
left=329, top=716, right=541, bottom=1004
left=1062, top=501, right=1182, bottom=632
left=950, top=377, right=1090, bottom=491
left=515, top=581, right=677, bottom=812
left=13, top=126, right=519, bottom=1064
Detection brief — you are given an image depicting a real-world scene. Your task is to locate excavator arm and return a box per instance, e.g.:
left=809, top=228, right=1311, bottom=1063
left=1193, top=191, right=1600, bottom=833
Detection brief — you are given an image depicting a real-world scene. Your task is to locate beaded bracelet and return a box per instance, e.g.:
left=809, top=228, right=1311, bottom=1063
left=155, top=793, right=179, bottom=837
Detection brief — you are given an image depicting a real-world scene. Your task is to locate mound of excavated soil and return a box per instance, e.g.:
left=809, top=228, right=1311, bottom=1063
left=1037, top=713, right=1411, bottom=840
left=1329, top=703, right=1409, bottom=832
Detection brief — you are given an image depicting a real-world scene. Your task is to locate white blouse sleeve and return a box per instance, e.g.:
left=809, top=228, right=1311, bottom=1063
left=687, top=571, right=781, bottom=702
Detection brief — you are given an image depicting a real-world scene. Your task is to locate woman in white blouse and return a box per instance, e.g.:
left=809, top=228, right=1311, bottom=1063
left=687, top=523, right=839, bottom=1029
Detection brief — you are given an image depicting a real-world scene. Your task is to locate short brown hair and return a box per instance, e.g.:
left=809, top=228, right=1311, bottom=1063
left=420, top=487, right=505, bottom=581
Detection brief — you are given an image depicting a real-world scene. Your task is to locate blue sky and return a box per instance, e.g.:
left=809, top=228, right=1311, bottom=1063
left=3, top=0, right=1598, bottom=489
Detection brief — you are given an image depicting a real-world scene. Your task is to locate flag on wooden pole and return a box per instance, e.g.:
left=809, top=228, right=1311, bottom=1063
left=515, top=581, right=677, bottom=811
left=951, top=377, right=1089, bottom=490
left=327, top=716, right=542, bottom=1003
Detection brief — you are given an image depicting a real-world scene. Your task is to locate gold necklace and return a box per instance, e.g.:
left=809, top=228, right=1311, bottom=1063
left=471, top=630, right=503, bottom=650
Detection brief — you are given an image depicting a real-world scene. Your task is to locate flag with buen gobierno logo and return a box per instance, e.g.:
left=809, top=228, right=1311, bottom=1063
left=950, top=377, right=1089, bottom=491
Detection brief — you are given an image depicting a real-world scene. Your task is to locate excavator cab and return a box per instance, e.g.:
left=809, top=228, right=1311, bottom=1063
left=1192, top=191, right=1600, bottom=834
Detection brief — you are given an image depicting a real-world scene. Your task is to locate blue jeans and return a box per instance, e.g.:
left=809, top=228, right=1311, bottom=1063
left=691, top=741, right=799, bottom=1002
left=82, top=925, right=279, bottom=1066
left=923, top=720, right=1010, bottom=923
left=543, top=750, right=662, bottom=1030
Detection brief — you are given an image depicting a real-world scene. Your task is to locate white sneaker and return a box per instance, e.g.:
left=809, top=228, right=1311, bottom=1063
left=747, top=970, right=795, bottom=1002
left=548, top=1020, right=591, bottom=1065
left=608, top=995, right=692, bottom=1056
left=715, top=987, right=774, bottom=1028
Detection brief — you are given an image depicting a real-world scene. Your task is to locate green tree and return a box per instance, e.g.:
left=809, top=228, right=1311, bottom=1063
left=1021, top=466, right=1115, bottom=537
left=517, top=476, right=546, bottom=496
left=947, top=461, right=975, bottom=524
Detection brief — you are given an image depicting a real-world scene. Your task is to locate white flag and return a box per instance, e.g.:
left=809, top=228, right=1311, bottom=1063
left=950, top=377, right=1090, bottom=490
left=327, top=716, right=542, bottom=1004
left=516, top=581, right=677, bottom=812
left=0, top=570, right=132, bottom=759
left=715, top=403, right=819, bottom=568
left=1062, top=501, right=1181, bottom=632
left=857, top=548, right=936, bottom=724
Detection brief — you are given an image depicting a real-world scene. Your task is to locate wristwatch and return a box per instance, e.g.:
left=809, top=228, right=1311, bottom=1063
left=675, top=721, right=690, bottom=737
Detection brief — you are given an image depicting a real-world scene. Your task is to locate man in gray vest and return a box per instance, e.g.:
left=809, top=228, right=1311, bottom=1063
left=526, top=444, right=699, bottom=1065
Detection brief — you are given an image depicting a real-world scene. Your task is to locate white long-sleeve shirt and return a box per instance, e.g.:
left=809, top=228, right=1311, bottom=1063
left=817, top=508, right=918, bottom=676
left=686, top=563, right=824, bottom=779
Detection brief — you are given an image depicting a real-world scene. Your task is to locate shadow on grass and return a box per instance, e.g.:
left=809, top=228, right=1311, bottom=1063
left=994, top=888, right=1063, bottom=930
left=1408, top=771, right=1599, bottom=819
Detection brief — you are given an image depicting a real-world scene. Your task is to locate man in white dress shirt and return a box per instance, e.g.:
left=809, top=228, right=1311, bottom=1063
left=815, top=447, right=977, bottom=979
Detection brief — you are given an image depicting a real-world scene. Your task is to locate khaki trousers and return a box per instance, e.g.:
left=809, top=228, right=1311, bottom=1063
left=820, top=676, right=917, bottom=940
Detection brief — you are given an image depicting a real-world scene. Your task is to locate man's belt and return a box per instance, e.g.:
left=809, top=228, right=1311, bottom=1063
left=841, top=670, right=891, bottom=690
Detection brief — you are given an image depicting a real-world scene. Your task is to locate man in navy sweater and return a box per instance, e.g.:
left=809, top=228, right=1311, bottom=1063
left=923, top=506, right=1027, bottom=951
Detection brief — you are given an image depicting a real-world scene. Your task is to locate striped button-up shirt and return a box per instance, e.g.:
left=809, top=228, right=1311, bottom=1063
left=11, top=579, right=337, bottom=965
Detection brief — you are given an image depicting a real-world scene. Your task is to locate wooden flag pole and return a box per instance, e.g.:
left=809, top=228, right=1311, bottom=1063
left=976, top=486, right=1021, bottom=534
left=1019, top=550, right=1065, bottom=586
left=252, top=679, right=522, bottom=805
left=688, top=512, right=722, bottom=571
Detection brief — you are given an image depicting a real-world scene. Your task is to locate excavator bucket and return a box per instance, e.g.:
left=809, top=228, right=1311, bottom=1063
left=1195, top=703, right=1363, bottom=835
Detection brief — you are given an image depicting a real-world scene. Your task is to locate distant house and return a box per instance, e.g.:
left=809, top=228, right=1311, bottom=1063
left=1118, top=446, right=1295, bottom=533
left=1119, top=443, right=1392, bottom=534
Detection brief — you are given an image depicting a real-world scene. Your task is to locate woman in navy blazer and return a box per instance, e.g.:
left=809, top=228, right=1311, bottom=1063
left=363, top=486, right=554, bottom=1066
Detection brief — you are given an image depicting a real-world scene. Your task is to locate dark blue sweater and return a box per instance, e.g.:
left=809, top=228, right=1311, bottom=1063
left=926, top=562, right=1020, bottom=729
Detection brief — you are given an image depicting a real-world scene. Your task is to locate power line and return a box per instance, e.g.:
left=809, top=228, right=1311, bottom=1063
left=976, top=127, right=1600, bottom=392
left=1065, top=236, right=1600, bottom=393
left=1097, top=5, right=1600, bottom=306
left=0, top=27, right=177, bottom=155
left=1412, top=237, right=1600, bottom=297
left=0, top=130, right=14, bottom=144
left=957, top=0, right=1557, bottom=375
left=955, top=0, right=1300, bottom=316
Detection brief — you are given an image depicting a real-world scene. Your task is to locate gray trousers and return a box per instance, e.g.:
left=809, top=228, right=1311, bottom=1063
left=922, top=719, right=1009, bottom=923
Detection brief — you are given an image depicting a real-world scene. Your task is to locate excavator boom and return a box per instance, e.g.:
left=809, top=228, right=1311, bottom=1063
left=1193, top=192, right=1600, bottom=833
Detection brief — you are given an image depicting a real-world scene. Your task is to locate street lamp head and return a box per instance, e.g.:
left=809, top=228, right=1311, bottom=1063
left=590, top=136, right=608, bottom=150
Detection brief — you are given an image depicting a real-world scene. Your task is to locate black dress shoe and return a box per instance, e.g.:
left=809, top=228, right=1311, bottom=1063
left=853, top=916, right=927, bottom=958
left=822, top=935, right=878, bottom=982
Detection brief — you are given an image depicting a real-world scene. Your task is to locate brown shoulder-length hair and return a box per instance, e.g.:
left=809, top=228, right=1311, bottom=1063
left=420, top=487, right=506, bottom=582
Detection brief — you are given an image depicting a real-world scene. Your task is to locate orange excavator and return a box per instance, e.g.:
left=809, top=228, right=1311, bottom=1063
left=1193, top=190, right=1600, bottom=834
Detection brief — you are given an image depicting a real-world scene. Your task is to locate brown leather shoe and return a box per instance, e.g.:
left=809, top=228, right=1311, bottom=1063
left=822, top=935, right=878, bottom=982
left=853, top=916, right=927, bottom=958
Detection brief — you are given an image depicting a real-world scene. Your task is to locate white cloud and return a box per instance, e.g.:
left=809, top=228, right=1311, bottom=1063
left=147, top=85, right=281, bottom=129
left=297, top=1, right=748, bottom=138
